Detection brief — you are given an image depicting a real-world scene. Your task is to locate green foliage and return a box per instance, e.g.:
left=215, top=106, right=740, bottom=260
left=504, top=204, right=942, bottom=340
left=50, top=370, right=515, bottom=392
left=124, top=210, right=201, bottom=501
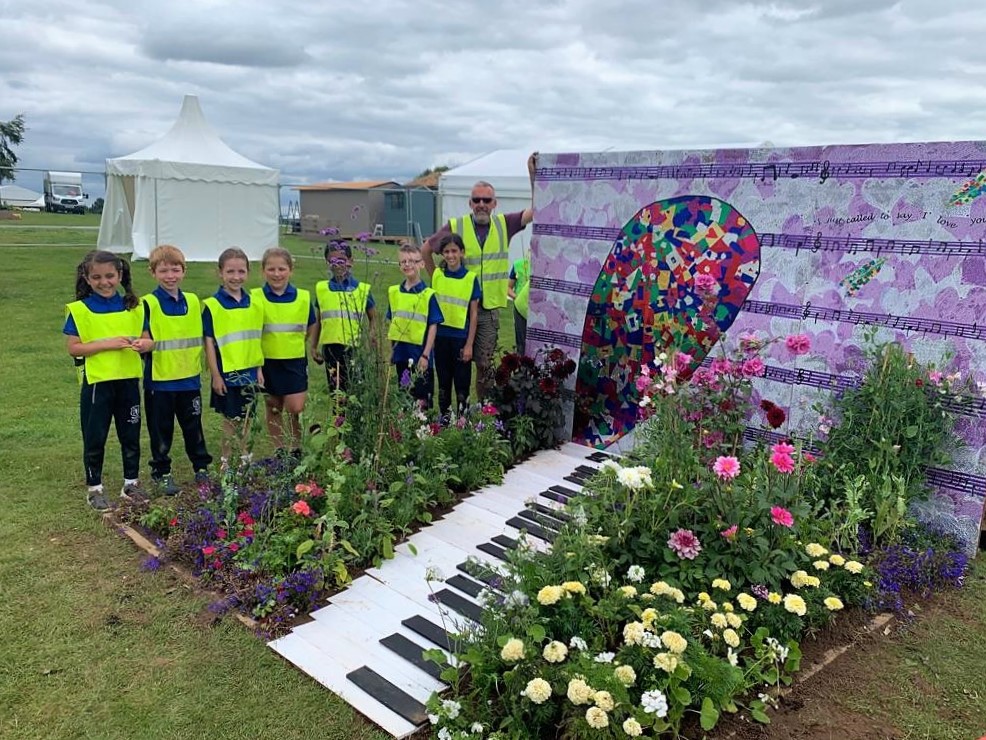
left=817, top=336, right=963, bottom=547
left=0, top=113, right=26, bottom=185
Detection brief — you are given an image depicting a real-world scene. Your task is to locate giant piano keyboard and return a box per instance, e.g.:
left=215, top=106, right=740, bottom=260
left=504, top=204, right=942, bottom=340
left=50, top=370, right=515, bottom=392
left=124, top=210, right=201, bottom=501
left=268, top=442, right=609, bottom=738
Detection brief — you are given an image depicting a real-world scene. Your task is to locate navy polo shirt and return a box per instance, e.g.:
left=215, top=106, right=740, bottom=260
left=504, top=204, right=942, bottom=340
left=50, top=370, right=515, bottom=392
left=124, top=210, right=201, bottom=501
left=202, top=287, right=259, bottom=386
left=435, top=266, right=483, bottom=340
left=143, top=287, right=201, bottom=392
left=262, top=283, right=317, bottom=326
left=387, top=280, right=445, bottom=366
left=63, top=292, right=150, bottom=335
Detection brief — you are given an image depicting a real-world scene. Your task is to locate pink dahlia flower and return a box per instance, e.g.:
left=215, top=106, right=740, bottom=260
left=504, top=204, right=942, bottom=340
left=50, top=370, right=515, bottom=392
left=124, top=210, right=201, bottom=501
left=770, top=506, right=794, bottom=528
left=712, top=455, right=741, bottom=480
left=668, top=529, right=703, bottom=560
left=785, top=334, right=811, bottom=355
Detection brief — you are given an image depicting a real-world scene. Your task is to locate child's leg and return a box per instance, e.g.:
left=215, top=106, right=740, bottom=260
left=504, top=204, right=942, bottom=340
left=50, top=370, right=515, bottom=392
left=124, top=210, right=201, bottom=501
left=322, top=344, right=350, bottom=391
left=514, top=307, right=527, bottom=354
left=412, top=365, right=434, bottom=409
left=80, top=380, right=113, bottom=486
left=434, top=337, right=455, bottom=416
left=282, top=391, right=307, bottom=450
left=144, top=387, right=176, bottom=480
left=111, top=379, right=142, bottom=481
left=174, top=390, right=212, bottom=473
left=452, top=341, right=472, bottom=413
left=265, top=394, right=287, bottom=450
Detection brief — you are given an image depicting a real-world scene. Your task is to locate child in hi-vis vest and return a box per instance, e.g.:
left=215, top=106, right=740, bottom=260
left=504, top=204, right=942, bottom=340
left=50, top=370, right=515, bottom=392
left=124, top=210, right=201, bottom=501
left=142, top=244, right=212, bottom=495
left=64, top=250, right=152, bottom=510
left=203, top=247, right=264, bottom=460
left=387, top=242, right=444, bottom=407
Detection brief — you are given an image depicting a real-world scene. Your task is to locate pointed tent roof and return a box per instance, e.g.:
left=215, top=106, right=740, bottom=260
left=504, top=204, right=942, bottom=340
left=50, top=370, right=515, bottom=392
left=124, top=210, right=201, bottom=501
left=105, top=95, right=277, bottom=185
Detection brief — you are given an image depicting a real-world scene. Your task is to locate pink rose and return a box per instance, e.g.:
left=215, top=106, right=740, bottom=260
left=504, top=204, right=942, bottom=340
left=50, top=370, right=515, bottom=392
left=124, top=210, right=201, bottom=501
left=741, top=357, right=765, bottom=377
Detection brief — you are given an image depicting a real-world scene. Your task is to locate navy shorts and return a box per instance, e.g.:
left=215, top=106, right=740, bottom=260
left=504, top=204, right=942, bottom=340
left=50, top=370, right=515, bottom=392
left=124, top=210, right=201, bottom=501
left=262, top=357, right=308, bottom=397
left=210, top=384, right=258, bottom=420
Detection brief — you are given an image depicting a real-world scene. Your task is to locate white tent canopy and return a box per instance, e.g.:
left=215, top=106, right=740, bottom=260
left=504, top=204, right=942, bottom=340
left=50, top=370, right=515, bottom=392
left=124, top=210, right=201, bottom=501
left=438, top=149, right=534, bottom=265
left=98, top=95, right=279, bottom=261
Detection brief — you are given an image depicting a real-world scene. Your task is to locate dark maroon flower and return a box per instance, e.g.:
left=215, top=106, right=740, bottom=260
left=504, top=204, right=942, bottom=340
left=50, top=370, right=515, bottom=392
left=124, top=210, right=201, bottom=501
left=760, top=399, right=776, bottom=412
left=766, top=406, right=786, bottom=429
left=539, top=377, right=559, bottom=395
left=501, top=353, right=522, bottom=373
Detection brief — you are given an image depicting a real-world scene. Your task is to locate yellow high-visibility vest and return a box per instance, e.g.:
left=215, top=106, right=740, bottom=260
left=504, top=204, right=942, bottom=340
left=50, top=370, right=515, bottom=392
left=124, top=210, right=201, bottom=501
left=451, top=214, right=510, bottom=309
left=388, top=285, right=435, bottom=346
left=65, top=300, right=145, bottom=384
left=513, top=258, right=530, bottom=319
left=144, top=292, right=203, bottom=381
left=316, top=281, right=370, bottom=346
left=203, top=296, right=264, bottom=373
left=432, top=270, right=477, bottom=330
left=252, top=287, right=310, bottom=360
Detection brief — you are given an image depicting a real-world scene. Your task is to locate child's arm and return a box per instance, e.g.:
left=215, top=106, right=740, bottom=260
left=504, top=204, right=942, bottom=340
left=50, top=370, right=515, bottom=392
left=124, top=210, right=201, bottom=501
left=204, top=338, right=226, bottom=395
left=257, top=366, right=265, bottom=388
left=463, top=299, right=479, bottom=362
left=307, top=322, right=321, bottom=363
left=131, top=331, right=154, bottom=354
left=66, top=333, right=133, bottom=357
left=507, top=276, right=517, bottom=300
left=418, top=322, right=438, bottom=372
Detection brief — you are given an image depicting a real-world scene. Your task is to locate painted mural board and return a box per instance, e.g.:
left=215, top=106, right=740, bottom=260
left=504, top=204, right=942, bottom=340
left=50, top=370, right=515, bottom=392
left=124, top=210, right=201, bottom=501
left=526, top=141, right=986, bottom=554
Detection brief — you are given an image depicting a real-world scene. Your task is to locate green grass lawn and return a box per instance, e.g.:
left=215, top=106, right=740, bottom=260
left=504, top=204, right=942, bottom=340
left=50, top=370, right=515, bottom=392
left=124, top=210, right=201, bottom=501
left=2, top=220, right=983, bottom=739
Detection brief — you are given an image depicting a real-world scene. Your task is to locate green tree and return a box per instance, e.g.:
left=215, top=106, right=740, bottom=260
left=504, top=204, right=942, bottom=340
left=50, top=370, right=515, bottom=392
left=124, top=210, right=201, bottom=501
left=415, top=164, right=450, bottom=179
left=0, top=114, right=27, bottom=186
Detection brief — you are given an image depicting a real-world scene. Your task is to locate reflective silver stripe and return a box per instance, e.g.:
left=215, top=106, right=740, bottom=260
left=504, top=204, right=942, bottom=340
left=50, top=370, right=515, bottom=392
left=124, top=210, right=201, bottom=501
left=464, top=256, right=482, bottom=267
left=215, top=329, right=262, bottom=348
left=321, top=309, right=362, bottom=320
left=155, top=337, right=202, bottom=352
left=482, top=271, right=510, bottom=281
left=263, top=322, right=305, bottom=334
left=439, top=295, right=470, bottom=308
left=492, top=216, right=507, bottom=253
left=392, top=310, right=428, bottom=322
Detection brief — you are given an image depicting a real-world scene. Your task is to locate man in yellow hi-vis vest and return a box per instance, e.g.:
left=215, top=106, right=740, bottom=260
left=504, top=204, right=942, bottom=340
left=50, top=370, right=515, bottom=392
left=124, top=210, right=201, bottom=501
left=422, top=152, right=537, bottom=399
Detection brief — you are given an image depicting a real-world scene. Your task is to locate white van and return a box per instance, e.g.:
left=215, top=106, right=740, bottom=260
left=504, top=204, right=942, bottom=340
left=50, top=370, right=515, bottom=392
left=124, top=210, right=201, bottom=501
left=43, top=171, right=87, bottom=214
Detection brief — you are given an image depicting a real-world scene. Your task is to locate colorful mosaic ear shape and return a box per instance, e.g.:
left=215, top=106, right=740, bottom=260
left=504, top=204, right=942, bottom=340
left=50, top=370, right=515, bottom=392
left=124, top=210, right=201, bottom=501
left=574, top=196, right=762, bottom=446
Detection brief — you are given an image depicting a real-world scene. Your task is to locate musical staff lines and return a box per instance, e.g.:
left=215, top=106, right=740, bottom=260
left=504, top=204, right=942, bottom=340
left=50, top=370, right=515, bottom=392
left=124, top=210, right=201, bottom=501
left=742, top=427, right=985, bottom=498
left=533, top=223, right=986, bottom=258
left=529, top=275, right=595, bottom=297
left=534, top=224, right=623, bottom=241
left=760, top=365, right=986, bottom=419
left=526, top=327, right=582, bottom=349
left=744, top=300, right=985, bottom=341
left=538, top=159, right=986, bottom=184
left=759, top=232, right=986, bottom=257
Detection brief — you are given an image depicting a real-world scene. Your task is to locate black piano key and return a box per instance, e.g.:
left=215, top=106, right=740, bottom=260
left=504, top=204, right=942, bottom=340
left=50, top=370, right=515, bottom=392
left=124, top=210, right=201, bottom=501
left=530, top=502, right=571, bottom=522
left=477, top=542, right=509, bottom=561
left=380, top=633, right=446, bottom=681
left=516, top=508, right=562, bottom=532
left=491, top=534, right=518, bottom=549
left=346, top=666, right=428, bottom=725
left=447, top=574, right=485, bottom=598
left=402, top=614, right=456, bottom=652
left=540, top=489, right=570, bottom=505
left=432, top=588, right=484, bottom=623
left=550, top=484, right=581, bottom=497
left=456, top=561, right=505, bottom=590
left=506, top=516, right=555, bottom=543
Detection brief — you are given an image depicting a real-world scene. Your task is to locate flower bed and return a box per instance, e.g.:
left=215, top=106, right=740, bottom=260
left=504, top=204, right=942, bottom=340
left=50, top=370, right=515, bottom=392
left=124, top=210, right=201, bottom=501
left=423, top=333, right=978, bottom=739
left=118, top=345, right=574, bottom=636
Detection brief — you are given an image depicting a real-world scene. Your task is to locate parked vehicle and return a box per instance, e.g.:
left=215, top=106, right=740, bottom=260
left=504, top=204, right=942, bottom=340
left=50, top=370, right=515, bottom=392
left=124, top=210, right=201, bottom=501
left=43, top=171, right=87, bottom=214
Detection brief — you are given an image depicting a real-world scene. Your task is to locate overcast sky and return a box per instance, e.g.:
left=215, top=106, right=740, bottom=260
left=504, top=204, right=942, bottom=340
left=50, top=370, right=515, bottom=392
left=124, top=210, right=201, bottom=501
left=3, top=0, right=985, bottom=200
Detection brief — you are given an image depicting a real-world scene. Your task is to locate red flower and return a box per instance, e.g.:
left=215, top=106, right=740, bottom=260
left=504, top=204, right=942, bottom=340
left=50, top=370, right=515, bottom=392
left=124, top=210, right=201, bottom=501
left=429, top=422, right=442, bottom=436
left=242, top=527, right=254, bottom=537
left=719, top=399, right=735, bottom=412
left=237, top=512, right=254, bottom=526
left=766, top=406, right=786, bottom=428
left=292, top=500, right=313, bottom=517
left=500, top=353, right=522, bottom=372
left=915, top=378, right=924, bottom=387
left=481, top=403, right=498, bottom=416
left=563, top=359, right=576, bottom=376
left=212, top=558, right=222, bottom=569
left=228, top=542, right=240, bottom=553
left=760, top=399, right=777, bottom=412
left=169, top=517, right=179, bottom=527
left=548, top=348, right=566, bottom=363
left=215, top=528, right=227, bottom=540
left=539, top=377, right=559, bottom=395
left=770, top=506, right=795, bottom=527
left=202, top=546, right=216, bottom=556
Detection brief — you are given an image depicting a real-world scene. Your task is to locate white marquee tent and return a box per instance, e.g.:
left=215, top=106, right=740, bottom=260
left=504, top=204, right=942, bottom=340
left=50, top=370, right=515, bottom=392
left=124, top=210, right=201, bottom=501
left=438, top=149, right=534, bottom=265
left=97, top=95, right=279, bottom=261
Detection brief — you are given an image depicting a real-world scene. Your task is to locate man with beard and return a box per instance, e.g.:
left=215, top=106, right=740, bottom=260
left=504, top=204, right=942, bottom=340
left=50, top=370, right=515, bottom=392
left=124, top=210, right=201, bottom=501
left=422, top=152, right=537, bottom=399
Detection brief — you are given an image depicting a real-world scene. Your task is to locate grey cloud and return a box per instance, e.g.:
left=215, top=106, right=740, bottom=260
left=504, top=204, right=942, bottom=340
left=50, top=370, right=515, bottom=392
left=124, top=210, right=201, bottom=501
left=141, top=23, right=309, bottom=68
